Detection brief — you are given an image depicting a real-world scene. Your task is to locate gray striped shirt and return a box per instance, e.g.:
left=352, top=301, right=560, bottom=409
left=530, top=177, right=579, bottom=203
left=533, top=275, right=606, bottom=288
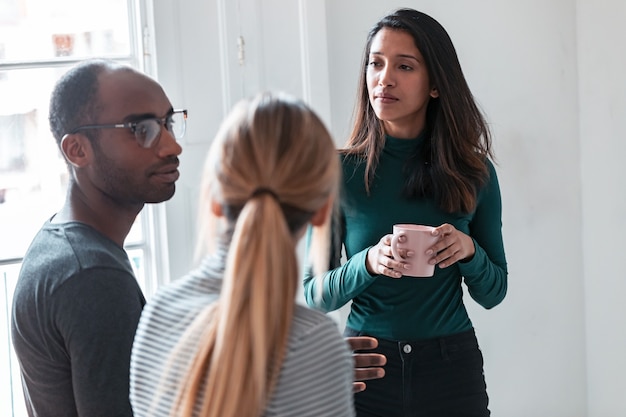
left=130, top=255, right=355, bottom=416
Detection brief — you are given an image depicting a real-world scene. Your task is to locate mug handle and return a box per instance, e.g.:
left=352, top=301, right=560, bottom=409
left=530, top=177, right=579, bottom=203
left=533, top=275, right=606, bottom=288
left=390, top=232, right=405, bottom=261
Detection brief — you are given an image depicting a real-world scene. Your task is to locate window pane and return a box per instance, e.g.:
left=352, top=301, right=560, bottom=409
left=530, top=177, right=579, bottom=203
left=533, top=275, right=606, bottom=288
left=0, top=67, right=69, bottom=259
left=126, top=217, right=144, bottom=245
left=126, top=248, right=147, bottom=294
left=0, top=0, right=132, bottom=62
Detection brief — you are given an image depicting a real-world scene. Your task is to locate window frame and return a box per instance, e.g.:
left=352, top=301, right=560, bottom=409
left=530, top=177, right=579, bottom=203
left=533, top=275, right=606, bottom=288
left=0, top=1, right=169, bottom=415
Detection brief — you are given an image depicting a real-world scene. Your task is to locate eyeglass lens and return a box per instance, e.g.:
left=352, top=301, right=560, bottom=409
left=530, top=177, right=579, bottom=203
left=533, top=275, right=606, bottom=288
left=167, top=111, right=186, bottom=139
left=135, top=112, right=186, bottom=148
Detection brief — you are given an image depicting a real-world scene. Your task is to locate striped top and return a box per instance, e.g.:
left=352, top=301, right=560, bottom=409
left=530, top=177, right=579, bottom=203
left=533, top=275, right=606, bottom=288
left=130, top=253, right=355, bottom=417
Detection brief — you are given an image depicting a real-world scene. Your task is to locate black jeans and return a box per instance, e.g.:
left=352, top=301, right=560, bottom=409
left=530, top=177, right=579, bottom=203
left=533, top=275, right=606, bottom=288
left=345, top=328, right=490, bottom=417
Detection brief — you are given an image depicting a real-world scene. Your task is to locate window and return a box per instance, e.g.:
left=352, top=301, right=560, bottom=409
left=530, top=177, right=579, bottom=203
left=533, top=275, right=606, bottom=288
left=0, top=1, right=157, bottom=415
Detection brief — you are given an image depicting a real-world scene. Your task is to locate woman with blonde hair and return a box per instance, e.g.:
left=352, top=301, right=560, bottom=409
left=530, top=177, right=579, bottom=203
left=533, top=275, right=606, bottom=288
left=130, top=91, right=354, bottom=416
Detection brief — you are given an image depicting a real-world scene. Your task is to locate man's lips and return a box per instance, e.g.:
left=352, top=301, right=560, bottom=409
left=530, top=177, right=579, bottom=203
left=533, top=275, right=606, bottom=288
left=152, top=164, right=180, bottom=183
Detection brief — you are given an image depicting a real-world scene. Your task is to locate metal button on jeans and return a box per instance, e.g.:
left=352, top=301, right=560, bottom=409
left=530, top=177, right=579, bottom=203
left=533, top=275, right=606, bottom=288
left=403, top=343, right=412, bottom=354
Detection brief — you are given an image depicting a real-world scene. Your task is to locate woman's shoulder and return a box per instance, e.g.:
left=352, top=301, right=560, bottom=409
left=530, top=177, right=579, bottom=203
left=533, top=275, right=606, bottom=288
left=151, top=257, right=223, bottom=305
left=484, top=157, right=501, bottom=186
left=137, top=272, right=220, bottom=341
left=154, top=273, right=217, bottom=304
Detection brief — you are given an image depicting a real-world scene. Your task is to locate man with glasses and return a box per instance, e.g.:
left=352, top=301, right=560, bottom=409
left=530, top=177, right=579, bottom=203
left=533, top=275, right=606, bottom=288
left=10, top=59, right=185, bottom=417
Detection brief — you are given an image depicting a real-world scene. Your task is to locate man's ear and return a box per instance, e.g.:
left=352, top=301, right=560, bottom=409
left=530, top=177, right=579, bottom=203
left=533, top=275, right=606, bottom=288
left=60, top=133, right=93, bottom=168
left=310, top=196, right=334, bottom=227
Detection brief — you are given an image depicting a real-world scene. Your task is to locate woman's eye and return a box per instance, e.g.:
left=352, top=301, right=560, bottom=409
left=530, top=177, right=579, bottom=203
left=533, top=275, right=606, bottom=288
left=399, top=64, right=413, bottom=71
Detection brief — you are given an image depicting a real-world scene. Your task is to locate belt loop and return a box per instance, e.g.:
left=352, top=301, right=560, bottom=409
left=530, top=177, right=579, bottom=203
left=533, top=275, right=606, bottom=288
left=439, top=338, right=449, bottom=361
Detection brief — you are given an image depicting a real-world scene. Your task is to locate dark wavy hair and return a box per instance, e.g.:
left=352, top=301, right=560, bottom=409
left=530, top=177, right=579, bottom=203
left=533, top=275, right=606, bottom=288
left=343, top=8, right=493, bottom=213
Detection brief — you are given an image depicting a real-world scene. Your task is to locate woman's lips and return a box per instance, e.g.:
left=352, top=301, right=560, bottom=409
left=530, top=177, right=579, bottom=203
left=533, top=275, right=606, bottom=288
left=375, top=92, right=399, bottom=103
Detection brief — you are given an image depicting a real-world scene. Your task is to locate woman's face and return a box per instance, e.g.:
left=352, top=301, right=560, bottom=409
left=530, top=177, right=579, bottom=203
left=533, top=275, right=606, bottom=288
left=366, top=28, right=438, bottom=139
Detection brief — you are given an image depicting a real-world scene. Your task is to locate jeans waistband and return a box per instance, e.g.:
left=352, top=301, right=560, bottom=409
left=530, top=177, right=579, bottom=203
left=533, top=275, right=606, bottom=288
left=344, top=327, right=477, bottom=347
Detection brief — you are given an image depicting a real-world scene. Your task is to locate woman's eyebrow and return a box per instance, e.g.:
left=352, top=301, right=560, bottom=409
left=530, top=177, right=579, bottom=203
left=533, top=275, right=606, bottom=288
left=370, top=51, right=419, bottom=62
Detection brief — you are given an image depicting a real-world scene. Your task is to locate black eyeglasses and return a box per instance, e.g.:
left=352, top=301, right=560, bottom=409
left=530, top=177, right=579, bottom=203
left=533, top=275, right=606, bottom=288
left=70, top=109, right=188, bottom=148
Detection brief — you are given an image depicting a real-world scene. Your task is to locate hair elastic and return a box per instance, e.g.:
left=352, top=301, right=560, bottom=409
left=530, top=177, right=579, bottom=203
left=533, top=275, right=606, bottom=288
left=250, top=187, right=280, bottom=201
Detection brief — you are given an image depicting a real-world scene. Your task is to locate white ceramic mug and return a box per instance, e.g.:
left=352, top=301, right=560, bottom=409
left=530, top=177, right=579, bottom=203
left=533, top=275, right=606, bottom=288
left=390, top=224, right=438, bottom=277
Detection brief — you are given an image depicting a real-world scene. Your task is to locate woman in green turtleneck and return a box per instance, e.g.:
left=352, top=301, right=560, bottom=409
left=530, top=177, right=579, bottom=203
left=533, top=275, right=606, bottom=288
left=304, top=8, right=508, bottom=417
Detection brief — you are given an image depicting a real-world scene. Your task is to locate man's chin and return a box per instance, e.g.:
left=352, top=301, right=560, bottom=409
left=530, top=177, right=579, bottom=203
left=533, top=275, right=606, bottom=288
left=145, top=185, right=177, bottom=204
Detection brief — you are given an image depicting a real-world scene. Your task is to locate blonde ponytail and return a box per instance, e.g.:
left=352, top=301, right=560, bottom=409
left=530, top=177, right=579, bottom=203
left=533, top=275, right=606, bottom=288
left=164, top=91, right=339, bottom=417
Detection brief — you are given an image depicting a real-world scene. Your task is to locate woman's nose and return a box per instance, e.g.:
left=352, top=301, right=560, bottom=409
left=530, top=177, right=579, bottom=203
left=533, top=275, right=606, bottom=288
left=378, top=66, right=395, bottom=87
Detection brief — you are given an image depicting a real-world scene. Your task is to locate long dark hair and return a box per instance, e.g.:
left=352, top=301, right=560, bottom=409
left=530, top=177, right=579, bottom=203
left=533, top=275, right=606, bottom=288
left=343, top=8, right=493, bottom=213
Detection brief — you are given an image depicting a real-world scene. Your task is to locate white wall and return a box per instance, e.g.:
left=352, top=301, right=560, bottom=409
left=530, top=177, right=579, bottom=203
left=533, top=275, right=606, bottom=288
left=578, top=0, right=626, bottom=416
left=153, top=0, right=626, bottom=415
left=153, top=0, right=333, bottom=278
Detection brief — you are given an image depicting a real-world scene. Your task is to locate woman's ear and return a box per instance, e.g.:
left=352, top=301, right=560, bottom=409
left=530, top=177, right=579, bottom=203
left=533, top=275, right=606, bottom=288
left=310, top=196, right=334, bottom=227
left=430, top=86, right=439, bottom=98
left=210, top=199, right=223, bottom=217
left=60, top=133, right=92, bottom=168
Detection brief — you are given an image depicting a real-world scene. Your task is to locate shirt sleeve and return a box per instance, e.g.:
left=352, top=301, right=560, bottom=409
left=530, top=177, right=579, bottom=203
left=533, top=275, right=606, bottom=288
left=53, top=268, right=145, bottom=417
left=459, top=160, right=508, bottom=309
left=303, top=210, right=378, bottom=313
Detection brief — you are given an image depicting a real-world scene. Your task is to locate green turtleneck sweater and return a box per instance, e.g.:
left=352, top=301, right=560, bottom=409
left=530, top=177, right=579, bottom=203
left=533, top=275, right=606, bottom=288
left=303, top=135, right=507, bottom=340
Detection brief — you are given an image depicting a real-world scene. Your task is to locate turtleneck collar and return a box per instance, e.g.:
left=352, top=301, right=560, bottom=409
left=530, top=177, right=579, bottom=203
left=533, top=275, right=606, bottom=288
left=383, top=131, right=427, bottom=156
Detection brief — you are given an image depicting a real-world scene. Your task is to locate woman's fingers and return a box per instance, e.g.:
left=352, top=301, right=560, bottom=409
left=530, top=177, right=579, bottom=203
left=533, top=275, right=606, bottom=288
left=428, top=224, right=475, bottom=267
left=367, top=235, right=406, bottom=278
